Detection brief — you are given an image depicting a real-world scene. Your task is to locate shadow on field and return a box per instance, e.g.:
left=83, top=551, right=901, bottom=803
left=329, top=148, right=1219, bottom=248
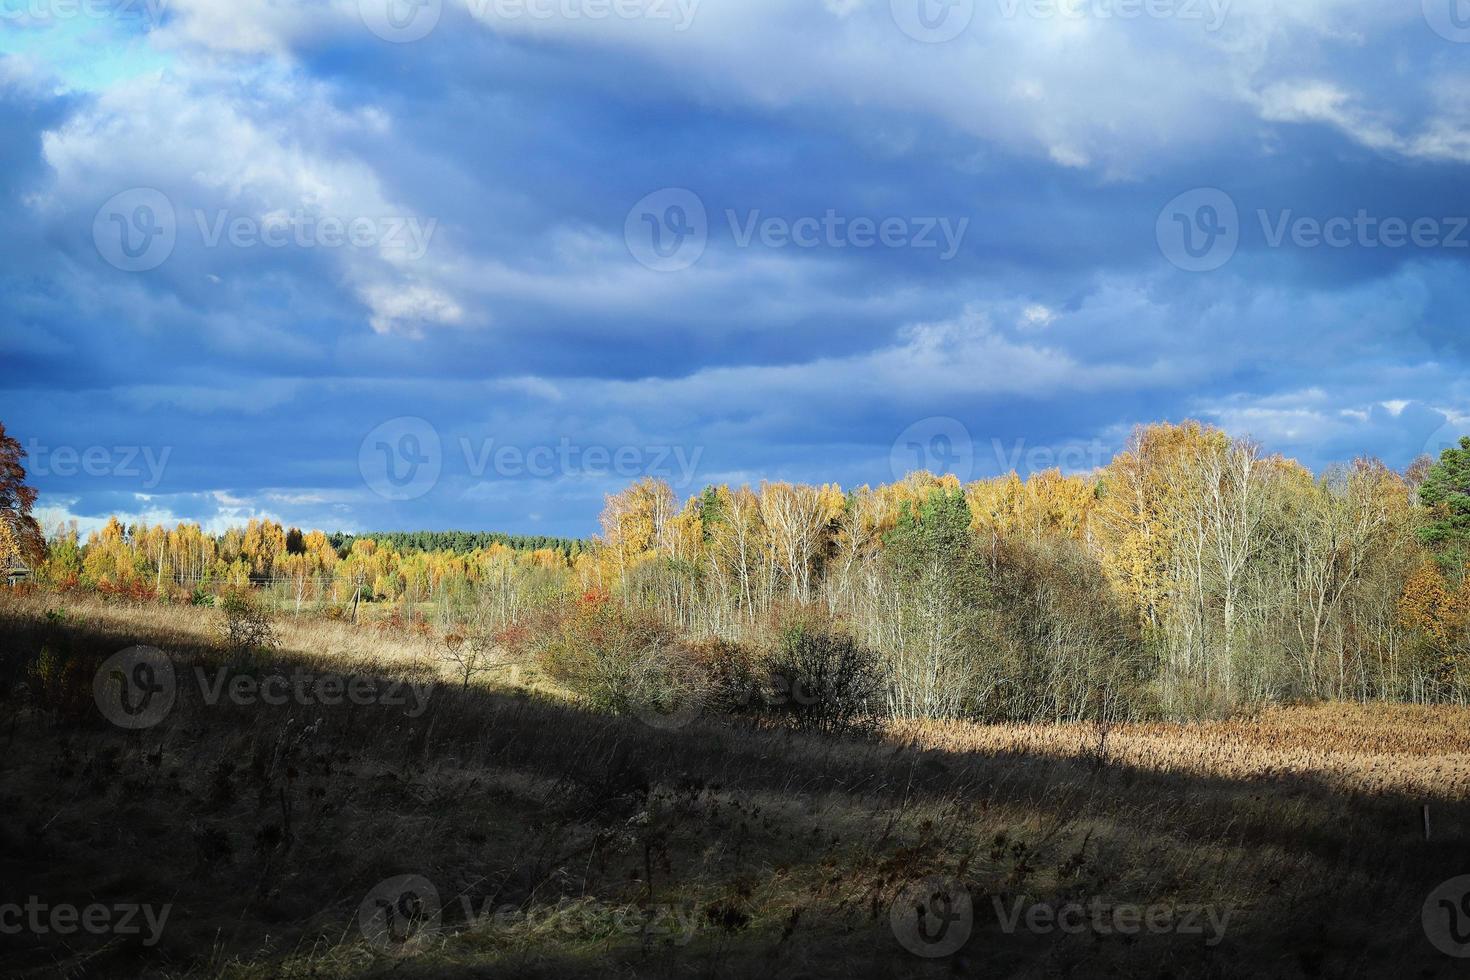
left=1, top=606, right=1467, bottom=978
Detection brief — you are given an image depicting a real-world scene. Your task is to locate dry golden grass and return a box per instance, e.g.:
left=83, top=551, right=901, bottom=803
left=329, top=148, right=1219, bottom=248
left=890, top=702, right=1470, bottom=800
left=5, top=590, right=445, bottom=666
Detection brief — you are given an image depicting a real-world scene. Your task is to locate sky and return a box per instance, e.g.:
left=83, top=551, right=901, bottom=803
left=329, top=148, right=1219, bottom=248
left=3, top=0, right=1470, bottom=539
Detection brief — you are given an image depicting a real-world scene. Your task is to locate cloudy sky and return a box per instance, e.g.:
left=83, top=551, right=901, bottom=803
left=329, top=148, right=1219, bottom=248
left=4, top=0, right=1470, bottom=537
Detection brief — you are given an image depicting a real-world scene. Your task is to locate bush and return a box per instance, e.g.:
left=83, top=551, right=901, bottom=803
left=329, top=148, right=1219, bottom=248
left=759, top=622, right=883, bottom=737
left=216, top=589, right=278, bottom=663
left=684, top=637, right=763, bottom=716
left=29, top=644, right=99, bottom=721
left=536, top=594, right=705, bottom=720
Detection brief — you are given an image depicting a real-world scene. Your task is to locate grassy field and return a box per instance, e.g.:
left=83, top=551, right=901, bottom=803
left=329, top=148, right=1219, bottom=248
left=2, top=590, right=1468, bottom=978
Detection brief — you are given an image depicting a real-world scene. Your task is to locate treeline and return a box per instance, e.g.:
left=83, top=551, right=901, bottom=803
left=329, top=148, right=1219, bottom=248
left=575, top=422, right=1470, bottom=719
left=25, top=420, right=1470, bottom=722
left=327, top=530, right=586, bottom=559
left=34, top=517, right=572, bottom=613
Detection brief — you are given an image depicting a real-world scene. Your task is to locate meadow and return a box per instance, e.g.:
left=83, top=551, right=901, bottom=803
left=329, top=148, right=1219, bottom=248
left=3, top=589, right=1467, bottom=978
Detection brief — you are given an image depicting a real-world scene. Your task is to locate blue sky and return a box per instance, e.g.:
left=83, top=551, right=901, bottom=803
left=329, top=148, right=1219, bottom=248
left=4, top=0, right=1470, bottom=537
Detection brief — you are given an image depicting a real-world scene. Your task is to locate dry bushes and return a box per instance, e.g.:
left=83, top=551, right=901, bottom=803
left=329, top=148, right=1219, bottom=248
left=533, top=589, right=709, bottom=719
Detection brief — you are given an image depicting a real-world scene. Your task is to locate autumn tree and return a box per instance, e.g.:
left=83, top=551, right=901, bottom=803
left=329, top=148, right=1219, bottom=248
left=757, top=481, right=843, bottom=604
left=1398, top=559, right=1470, bottom=698
left=598, top=478, right=677, bottom=588
left=0, top=422, right=44, bottom=569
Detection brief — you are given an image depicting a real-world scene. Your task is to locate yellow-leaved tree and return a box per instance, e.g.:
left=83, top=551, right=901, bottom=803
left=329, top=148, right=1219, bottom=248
left=0, top=421, right=44, bottom=572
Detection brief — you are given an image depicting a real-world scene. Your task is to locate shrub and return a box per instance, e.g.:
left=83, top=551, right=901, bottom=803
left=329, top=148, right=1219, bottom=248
left=29, top=644, right=98, bottom=721
left=684, top=637, right=763, bottom=716
left=440, top=630, right=500, bottom=691
left=217, top=589, right=278, bottom=663
left=759, top=622, right=883, bottom=736
left=536, top=598, right=705, bottom=720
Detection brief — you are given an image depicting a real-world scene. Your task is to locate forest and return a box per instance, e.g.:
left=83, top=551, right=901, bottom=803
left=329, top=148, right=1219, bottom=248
left=12, top=420, right=1470, bottom=723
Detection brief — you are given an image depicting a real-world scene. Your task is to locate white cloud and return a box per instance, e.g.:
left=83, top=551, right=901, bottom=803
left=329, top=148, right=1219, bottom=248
left=38, top=65, right=467, bottom=335
left=1257, top=78, right=1470, bottom=164
left=1019, top=303, right=1057, bottom=330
